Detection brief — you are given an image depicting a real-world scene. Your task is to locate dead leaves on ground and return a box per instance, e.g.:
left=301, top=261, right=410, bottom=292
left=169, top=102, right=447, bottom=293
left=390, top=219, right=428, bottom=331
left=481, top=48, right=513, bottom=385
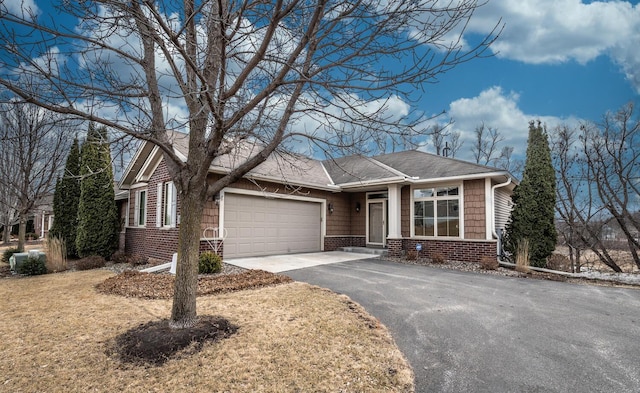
left=96, top=270, right=293, bottom=299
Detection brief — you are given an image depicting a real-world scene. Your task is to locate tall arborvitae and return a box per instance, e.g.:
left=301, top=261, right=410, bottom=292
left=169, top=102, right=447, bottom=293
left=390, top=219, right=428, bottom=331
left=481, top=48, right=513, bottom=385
left=49, top=138, right=81, bottom=257
left=75, top=124, right=119, bottom=258
left=504, top=121, right=557, bottom=267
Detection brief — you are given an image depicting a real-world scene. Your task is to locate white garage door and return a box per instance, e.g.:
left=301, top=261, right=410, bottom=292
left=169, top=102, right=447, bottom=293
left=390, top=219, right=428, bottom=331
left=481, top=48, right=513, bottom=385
left=223, top=193, right=322, bottom=258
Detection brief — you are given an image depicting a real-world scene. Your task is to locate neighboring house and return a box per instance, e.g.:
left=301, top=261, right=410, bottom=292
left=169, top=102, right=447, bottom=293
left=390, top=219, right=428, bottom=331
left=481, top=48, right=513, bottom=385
left=32, top=195, right=54, bottom=240
left=118, top=133, right=516, bottom=262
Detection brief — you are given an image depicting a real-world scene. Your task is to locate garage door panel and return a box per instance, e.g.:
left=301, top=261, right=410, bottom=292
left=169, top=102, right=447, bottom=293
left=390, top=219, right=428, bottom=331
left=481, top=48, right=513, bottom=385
left=224, top=194, right=321, bottom=258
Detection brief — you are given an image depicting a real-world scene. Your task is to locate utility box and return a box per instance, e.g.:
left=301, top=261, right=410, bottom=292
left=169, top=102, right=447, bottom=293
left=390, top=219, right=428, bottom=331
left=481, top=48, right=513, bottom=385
left=9, top=251, right=46, bottom=272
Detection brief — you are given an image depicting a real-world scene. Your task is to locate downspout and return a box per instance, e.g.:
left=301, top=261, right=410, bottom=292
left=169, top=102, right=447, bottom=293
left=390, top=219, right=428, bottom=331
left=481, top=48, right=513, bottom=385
left=491, top=177, right=512, bottom=239
left=491, top=178, right=512, bottom=261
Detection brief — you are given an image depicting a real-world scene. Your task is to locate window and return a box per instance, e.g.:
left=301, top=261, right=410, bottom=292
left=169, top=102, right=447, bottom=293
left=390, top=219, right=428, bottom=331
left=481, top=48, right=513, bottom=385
left=156, top=182, right=177, bottom=228
left=413, top=186, right=460, bottom=237
left=134, top=190, right=147, bottom=226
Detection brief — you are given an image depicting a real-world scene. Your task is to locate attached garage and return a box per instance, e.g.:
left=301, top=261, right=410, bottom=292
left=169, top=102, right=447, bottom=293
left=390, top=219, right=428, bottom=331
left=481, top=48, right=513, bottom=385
left=223, top=192, right=323, bottom=258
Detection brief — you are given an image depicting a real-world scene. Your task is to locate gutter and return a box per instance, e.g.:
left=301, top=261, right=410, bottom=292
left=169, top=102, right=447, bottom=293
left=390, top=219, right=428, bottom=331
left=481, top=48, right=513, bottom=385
left=491, top=177, right=512, bottom=239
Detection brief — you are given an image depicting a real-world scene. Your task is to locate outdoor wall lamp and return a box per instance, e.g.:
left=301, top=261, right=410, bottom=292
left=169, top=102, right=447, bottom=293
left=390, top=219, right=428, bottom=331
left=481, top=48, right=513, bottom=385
left=328, top=202, right=334, bottom=214
left=213, top=193, right=221, bottom=206
left=355, top=202, right=361, bottom=213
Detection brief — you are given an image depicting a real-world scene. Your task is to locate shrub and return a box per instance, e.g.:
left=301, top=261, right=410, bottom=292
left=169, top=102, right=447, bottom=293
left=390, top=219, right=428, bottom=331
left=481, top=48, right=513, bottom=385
left=111, top=251, right=149, bottom=266
left=46, top=237, right=67, bottom=273
left=406, top=250, right=418, bottom=261
left=129, top=254, right=149, bottom=266
left=547, top=253, right=571, bottom=272
left=17, top=256, right=47, bottom=276
left=26, top=232, right=39, bottom=241
left=515, top=238, right=531, bottom=273
left=199, top=251, right=222, bottom=274
left=480, top=256, right=499, bottom=270
left=75, top=255, right=107, bottom=271
left=2, top=247, right=20, bottom=263
left=431, top=252, right=446, bottom=264
left=110, top=250, right=129, bottom=264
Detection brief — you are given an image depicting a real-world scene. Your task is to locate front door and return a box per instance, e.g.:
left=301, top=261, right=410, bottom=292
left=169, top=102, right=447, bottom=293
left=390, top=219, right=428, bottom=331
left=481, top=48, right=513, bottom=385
left=367, top=201, right=386, bottom=246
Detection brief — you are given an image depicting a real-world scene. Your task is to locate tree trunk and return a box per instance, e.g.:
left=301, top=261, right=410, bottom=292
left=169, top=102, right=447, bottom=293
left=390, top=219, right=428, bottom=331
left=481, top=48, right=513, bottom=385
left=2, top=219, right=10, bottom=245
left=170, top=189, right=206, bottom=329
left=17, top=213, right=27, bottom=252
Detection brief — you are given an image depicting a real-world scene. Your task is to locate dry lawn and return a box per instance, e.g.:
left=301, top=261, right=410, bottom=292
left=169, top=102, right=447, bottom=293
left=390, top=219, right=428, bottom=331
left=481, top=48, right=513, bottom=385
left=0, top=270, right=414, bottom=393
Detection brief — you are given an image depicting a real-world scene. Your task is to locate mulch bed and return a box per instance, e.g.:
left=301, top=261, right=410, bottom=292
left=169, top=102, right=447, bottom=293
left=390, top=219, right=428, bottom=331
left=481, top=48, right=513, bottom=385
left=96, top=269, right=293, bottom=299
left=106, top=315, right=239, bottom=366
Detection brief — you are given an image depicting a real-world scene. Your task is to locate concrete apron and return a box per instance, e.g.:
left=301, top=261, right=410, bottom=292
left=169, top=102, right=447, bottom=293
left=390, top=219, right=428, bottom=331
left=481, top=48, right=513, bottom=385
left=225, top=251, right=378, bottom=273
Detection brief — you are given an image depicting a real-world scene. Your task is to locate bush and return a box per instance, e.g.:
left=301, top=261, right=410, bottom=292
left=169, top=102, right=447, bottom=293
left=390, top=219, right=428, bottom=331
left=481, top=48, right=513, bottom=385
left=129, top=254, right=149, bottom=266
left=111, top=251, right=149, bottom=266
left=199, top=251, right=222, bottom=274
left=17, top=256, right=47, bottom=276
left=75, top=255, right=107, bottom=271
left=431, top=252, right=446, bottom=264
left=26, top=232, right=39, bottom=241
left=480, top=256, right=499, bottom=270
left=2, top=247, right=20, bottom=263
left=406, top=250, right=418, bottom=261
left=547, top=253, right=571, bottom=272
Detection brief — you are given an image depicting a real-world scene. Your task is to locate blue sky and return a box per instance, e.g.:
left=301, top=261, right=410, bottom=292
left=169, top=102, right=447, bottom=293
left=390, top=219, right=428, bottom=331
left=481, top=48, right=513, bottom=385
left=413, top=0, right=640, bottom=162
left=10, top=0, right=640, bottom=165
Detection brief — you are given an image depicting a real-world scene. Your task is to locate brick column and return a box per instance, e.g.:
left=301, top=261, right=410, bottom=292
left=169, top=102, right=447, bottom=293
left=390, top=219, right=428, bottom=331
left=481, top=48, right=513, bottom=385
left=387, top=238, right=403, bottom=258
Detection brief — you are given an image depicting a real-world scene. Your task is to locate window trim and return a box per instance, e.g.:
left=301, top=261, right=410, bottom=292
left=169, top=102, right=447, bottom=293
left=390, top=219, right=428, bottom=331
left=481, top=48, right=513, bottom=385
left=134, top=189, right=147, bottom=227
left=411, top=183, right=464, bottom=239
left=156, top=181, right=177, bottom=228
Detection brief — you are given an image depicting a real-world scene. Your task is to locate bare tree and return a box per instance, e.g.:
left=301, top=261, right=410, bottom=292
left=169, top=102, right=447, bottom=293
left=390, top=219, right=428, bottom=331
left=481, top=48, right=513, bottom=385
left=471, top=122, right=503, bottom=165
left=430, top=124, right=448, bottom=155
left=581, top=103, right=640, bottom=269
left=448, top=131, right=463, bottom=158
left=0, top=0, right=501, bottom=327
left=0, top=102, right=74, bottom=251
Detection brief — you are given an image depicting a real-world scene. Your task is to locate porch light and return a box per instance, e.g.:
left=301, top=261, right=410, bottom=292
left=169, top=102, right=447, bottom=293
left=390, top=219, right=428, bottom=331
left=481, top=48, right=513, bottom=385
left=328, top=202, right=334, bottom=214
left=355, top=202, right=361, bottom=213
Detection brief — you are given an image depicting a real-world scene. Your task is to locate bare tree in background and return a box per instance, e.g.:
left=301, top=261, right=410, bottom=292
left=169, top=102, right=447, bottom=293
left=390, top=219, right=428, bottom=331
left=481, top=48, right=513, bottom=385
left=428, top=123, right=462, bottom=157
left=471, top=122, right=521, bottom=175
left=581, top=103, right=639, bottom=269
left=552, top=103, right=639, bottom=272
left=0, top=102, right=74, bottom=251
left=0, top=0, right=501, bottom=327
left=471, top=122, right=502, bottom=165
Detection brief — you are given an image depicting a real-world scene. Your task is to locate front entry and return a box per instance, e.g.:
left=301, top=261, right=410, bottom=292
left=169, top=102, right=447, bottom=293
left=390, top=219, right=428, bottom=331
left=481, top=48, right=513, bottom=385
left=367, top=196, right=387, bottom=246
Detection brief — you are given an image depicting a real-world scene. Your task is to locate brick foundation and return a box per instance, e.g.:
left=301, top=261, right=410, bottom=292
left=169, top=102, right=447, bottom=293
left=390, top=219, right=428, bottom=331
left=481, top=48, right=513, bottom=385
left=403, top=238, right=497, bottom=262
left=324, top=236, right=366, bottom=251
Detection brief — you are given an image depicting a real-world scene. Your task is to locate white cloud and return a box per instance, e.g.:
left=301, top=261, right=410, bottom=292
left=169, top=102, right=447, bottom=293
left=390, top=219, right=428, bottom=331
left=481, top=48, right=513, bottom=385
left=467, top=0, right=640, bottom=92
left=427, top=86, right=580, bottom=162
left=5, top=0, right=39, bottom=16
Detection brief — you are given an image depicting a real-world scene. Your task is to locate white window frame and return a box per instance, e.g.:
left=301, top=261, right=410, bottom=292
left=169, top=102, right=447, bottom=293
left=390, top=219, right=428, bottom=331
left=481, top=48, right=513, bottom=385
left=411, top=184, right=463, bottom=239
left=134, top=189, right=147, bottom=227
left=157, top=181, right=177, bottom=228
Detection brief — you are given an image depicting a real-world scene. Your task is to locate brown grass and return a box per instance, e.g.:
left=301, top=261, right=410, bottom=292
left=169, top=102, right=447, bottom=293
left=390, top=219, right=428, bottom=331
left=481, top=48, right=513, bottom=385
left=0, top=270, right=414, bottom=392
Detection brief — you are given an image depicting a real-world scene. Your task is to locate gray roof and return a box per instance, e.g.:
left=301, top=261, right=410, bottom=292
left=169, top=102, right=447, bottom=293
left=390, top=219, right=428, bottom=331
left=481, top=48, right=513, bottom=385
left=372, top=150, right=503, bottom=180
left=122, top=132, right=512, bottom=190
left=322, top=155, right=401, bottom=184
left=323, top=150, right=507, bottom=185
left=169, top=134, right=334, bottom=189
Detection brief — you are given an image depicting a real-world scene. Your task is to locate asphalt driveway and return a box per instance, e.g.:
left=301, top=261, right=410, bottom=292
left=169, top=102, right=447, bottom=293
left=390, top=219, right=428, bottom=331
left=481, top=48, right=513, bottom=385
left=286, top=259, right=640, bottom=393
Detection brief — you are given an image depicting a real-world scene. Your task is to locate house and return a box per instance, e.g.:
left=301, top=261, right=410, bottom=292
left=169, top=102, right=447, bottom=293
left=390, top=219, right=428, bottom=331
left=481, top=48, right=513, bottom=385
left=118, top=133, right=516, bottom=262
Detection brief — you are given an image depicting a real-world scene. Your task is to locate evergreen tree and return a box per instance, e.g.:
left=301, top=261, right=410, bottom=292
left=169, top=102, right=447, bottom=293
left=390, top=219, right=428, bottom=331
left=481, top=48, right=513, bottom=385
left=76, top=124, right=119, bottom=258
left=49, top=138, right=81, bottom=257
left=504, top=121, right=557, bottom=267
